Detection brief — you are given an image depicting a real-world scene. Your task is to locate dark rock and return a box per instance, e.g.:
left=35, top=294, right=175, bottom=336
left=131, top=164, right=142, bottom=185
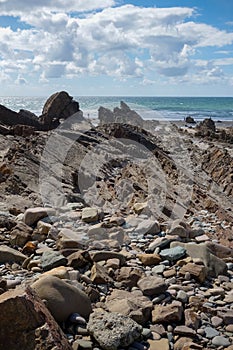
left=0, top=286, right=72, bottom=350
left=185, top=116, right=196, bottom=124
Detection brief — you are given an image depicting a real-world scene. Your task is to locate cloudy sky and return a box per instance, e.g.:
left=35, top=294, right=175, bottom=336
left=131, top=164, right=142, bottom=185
left=0, top=0, right=233, bottom=96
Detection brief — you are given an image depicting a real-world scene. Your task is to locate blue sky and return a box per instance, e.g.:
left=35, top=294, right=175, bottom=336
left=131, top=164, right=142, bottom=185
left=0, top=0, right=233, bottom=96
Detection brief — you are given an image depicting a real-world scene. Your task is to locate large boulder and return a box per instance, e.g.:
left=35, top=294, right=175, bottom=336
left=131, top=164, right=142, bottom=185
left=39, top=91, right=84, bottom=129
left=31, top=275, right=92, bottom=322
left=170, top=242, right=227, bottom=277
left=0, top=287, right=72, bottom=350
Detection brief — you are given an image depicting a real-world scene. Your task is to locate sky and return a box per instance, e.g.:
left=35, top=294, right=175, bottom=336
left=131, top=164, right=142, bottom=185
left=0, top=0, right=233, bottom=96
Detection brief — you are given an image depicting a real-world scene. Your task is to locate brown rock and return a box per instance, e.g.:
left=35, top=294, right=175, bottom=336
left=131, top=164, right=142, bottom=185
left=68, top=250, right=90, bottom=268
left=31, top=275, right=92, bottom=322
left=138, top=253, right=161, bottom=266
left=174, top=326, right=196, bottom=337
left=106, top=289, right=153, bottom=325
left=91, top=263, right=113, bottom=284
left=10, top=221, right=33, bottom=247
left=137, top=276, right=167, bottom=296
left=0, top=286, right=72, bottom=350
left=184, top=309, right=201, bottom=330
left=148, top=338, right=170, bottom=350
left=179, top=263, right=206, bottom=283
left=152, top=301, right=183, bottom=323
left=81, top=208, right=99, bottom=223
left=117, top=266, right=144, bottom=288
left=174, top=337, right=194, bottom=350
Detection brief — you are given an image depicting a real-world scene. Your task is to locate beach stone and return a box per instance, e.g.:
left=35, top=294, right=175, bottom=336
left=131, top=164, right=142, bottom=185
left=0, top=245, right=26, bottom=263
left=152, top=301, right=183, bottom=323
left=174, top=326, right=196, bottom=337
left=160, top=246, right=186, bottom=261
left=217, top=310, right=233, bottom=325
left=31, top=275, right=92, bottom=322
left=117, top=266, right=144, bottom=288
left=204, top=326, right=219, bottom=339
left=169, top=220, right=190, bottom=238
left=173, top=337, right=195, bottom=350
left=136, top=219, right=160, bottom=235
left=90, top=251, right=126, bottom=265
left=87, top=310, right=142, bottom=350
left=56, top=228, right=87, bottom=250
left=138, top=253, right=161, bottom=266
left=152, top=265, right=166, bottom=275
left=133, top=202, right=148, bottom=214
left=177, top=290, right=188, bottom=303
left=41, top=266, right=71, bottom=279
left=81, top=208, right=99, bottom=223
left=105, top=289, right=153, bottom=325
left=37, top=220, right=52, bottom=235
left=171, top=242, right=227, bottom=276
left=184, top=309, right=201, bottom=329
left=23, top=207, right=55, bottom=226
left=211, top=316, right=223, bottom=327
left=90, top=262, right=113, bottom=284
left=67, top=250, right=90, bottom=268
left=10, top=222, right=33, bottom=247
left=73, top=339, right=93, bottom=350
left=0, top=286, right=72, bottom=350
left=137, top=276, right=167, bottom=296
left=226, top=324, right=233, bottom=333
left=206, top=241, right=233, bottom=259
left=41, top=250, right=67, bottom=271
left=147, top=338, right=169, bottom=350
left=87, top=225, right=108, bottom=240
left=211, top=335, right=230, bottom=347
left=179, top=262, right=207, bottom=283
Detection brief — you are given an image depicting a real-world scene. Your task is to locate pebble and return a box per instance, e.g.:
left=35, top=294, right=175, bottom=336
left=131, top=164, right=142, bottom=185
left=211, top=336, right=231, bottom=347
left=204, top=326, right=219, bottom=339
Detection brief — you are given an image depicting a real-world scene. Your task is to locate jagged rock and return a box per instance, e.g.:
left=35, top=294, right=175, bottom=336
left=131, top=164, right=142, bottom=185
left=90, top=263, right=113, bottom=284
left=116, top=266, right=144, bottom=288
left=87, top=310, right=142, bottom=350
left=137, top=276, right=167, bottom=296
left=98, top=101, right=143, bottom=126
left=56, top=228, right=87, bottom=251
left=179, top=263, right=207, bottom=283
left=0, top=245, right=26, bottom=263
left=0, top=104, right=42, bottom=129
left=152, top=301, right=183, bottom=323
left=0, top=286, right=72, bottom=350
left=31, top=275, right=92, bottom=322
left=197, top=118, right=216, bottom=133
left=81, top=207, right=99, bottom=223
left=10, top=221, right=33, bottom=247
left=170, top=242, right=227, bottom=277
left=67, top=250, right=90, bottom=268
left=105, top=289, right=153, bottom=325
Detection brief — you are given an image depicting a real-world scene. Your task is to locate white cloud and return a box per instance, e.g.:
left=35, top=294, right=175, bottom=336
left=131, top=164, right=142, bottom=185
left=0, top=3, right=233, bottom=88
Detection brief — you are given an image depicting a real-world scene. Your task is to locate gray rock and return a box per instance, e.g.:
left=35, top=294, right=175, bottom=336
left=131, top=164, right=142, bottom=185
left=176, top=290, right=188, bottom=303
left=135, top=219, right=160, bottom=235
left=0, top=245, right=26, bottom=263
left=23, top=207, right=56, bottom=226
left=159, top=246, right=186, bottom=261
left=87, top=310, right=142, bottom=350
left=41, top=250, right=67, bottom=271
left=204, top=326, right=219, bottom=339
left=211, top=335, right=230, bottom=347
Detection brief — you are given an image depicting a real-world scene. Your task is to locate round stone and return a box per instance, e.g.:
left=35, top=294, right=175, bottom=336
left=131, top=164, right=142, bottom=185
left=212, top=336, right=230, bottom=347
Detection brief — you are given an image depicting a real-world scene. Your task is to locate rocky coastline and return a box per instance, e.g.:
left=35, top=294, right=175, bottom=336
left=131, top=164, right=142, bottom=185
left=0, top=92, right=232, bottom=350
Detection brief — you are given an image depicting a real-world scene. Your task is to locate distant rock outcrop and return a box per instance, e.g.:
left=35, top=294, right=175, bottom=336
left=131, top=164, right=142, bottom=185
left=98, top=101, right=143, bottom=126
left=0, top=91, right=85, bottom=134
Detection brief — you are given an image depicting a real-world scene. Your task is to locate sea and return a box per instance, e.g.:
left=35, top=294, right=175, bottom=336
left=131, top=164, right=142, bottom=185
left=0, top=96, right=233, bottom=122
